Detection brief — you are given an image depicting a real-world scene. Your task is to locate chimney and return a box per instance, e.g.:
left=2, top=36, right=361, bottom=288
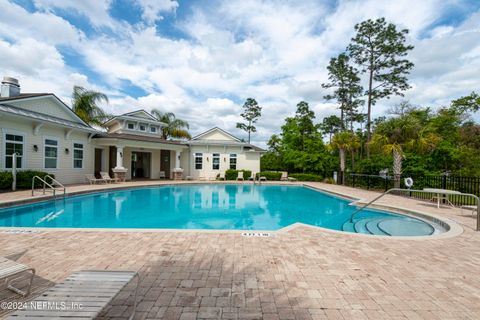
left=1, top=77, right=20, bottom=98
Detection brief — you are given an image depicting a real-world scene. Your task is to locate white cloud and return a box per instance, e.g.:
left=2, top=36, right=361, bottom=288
left=1, top=0, right=480, bottom=147
left=135, top=0, right=179, bottom=24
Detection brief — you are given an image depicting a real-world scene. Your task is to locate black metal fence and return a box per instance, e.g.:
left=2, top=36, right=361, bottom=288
left=344, top=173, right=480, bottom=206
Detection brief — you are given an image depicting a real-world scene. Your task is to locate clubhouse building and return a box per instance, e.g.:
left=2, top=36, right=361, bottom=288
left=0, top=77, right=264, bottom=184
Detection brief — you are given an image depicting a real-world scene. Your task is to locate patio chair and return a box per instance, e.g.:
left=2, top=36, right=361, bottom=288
left=8, top=270, right=139, bottom=320
left=159, top=171, right=166, bottom=179
left=248, top=172, right=256, bottom=181
left=100, top=171, right=116, bottom=183
left=236, top=171, right=244, bottom=181
left=0, top=256, right=35, bottom=297
left=461, top=205, right=478, bottom=216
left=281, top=171, right=297, bottom=182
left=85, top=174, right=104, bottom=185
left=218, top=172, right=226, bottom=180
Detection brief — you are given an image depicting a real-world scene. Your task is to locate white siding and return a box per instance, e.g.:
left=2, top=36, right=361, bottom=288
left=7, top=97, right=80, bottom=122
left=0, top=117, right=94, bottom=184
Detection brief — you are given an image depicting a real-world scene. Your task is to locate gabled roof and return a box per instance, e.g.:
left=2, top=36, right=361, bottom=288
left=191, top=127, right=242, bottom=142
left=103, top=109, right=166, bottom=126
left=0, top=103, right=97, bottom=132
left=0, top=93, right=92, bottom=127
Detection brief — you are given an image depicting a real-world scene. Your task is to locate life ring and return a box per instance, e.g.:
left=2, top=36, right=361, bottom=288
left=404, top=177, right=414, bottom=188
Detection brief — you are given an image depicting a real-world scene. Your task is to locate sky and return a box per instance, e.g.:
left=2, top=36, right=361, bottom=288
left=0, top=0, right=479, bottom=147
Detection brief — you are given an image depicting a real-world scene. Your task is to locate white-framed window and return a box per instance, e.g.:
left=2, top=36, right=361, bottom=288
left=73, top=142, right=84, bottom=169
left=150, top=126, right=157, bottom=133
left=44, top=138, right=58, bottom=169
left=4, top=133, right=24, bottom=169
left=139, top=124, right=146, bottom=131
left=194, top=153, right=203, bottom=170
left=127, top=123, right=135, bottom=130
left=212, top=153, right=220, bottom=170
left=229, top=154, right=237, bottom=170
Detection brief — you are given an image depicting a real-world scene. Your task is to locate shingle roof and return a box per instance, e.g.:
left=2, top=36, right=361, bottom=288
left=0, top=93, right=51, bottom=101
left=0, top=103, right=96, bottom=132
left=93, top=133, right=186, bottom=145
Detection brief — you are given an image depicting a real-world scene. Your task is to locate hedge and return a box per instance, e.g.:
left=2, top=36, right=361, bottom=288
left=225, top=169, right=253, bottom=180
left=0, top=170, right=54, bottom=190
left=288, top=173, right=323, bottom=182
left=255, top=171, right=282, bottom=181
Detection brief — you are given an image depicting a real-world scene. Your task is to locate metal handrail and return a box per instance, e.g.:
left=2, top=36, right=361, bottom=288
left=44, top=175, right=66, bottom=196
left=349, top=188, right=480, bottom=231
left=31, top=175, right=66, bottom=199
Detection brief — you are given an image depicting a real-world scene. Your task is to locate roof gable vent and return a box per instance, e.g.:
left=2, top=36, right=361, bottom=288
left=1, top=77, right=20, bottom=98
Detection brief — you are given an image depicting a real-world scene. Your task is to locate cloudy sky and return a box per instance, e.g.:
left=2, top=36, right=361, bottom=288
left=1, top=0, right=479, bottom=147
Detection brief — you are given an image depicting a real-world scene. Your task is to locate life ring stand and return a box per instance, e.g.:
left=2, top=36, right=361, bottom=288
left=404, top=177, right=414, bottom=189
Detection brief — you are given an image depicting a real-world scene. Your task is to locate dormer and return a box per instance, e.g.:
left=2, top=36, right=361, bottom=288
left=103, top=110, right=166, bottom=136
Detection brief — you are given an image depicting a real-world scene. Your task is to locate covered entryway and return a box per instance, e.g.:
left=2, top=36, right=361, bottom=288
left=94, top=149, right=103, bottom=178
left=131, top=151, right=151, bottom=179
left=160, top=150, right=171, bottom=179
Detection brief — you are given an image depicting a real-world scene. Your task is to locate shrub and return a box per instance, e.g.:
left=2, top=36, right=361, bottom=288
left=255, top=171, right=282, bottom=181
left=0, top=171, right=13, bottom=190
left=16, top=170, right=54, bottom=189
left=289, top=173, right=323, bottom=182
left=225, top=169, right=253, bottom=180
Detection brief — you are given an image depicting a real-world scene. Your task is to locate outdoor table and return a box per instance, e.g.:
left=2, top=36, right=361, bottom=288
left=423, top=188, right=461, bottom=208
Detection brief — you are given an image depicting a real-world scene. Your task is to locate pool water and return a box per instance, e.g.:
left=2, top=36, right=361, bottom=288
left=0, top=184, right=441, bottom=236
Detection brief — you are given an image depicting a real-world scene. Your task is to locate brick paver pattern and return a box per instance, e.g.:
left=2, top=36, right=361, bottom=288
left=0, top=181, right=479, bottom=319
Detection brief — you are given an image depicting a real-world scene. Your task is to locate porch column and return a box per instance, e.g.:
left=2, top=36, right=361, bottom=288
left=115, top=146, right=124, bottom=169
left=172, top=150, right=183, bottom=180
left=175, top=150, right=182, bottom=169
left=112, top=146, right=127, bottom=182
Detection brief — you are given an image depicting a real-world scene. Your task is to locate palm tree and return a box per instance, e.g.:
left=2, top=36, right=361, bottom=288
left=72, top=86, right=109, bottom=126
left=369, top=114, right=439, bottom=188
left=150, top=109, right=191, bottom=140
left=332, top=131, right=360, bottom=184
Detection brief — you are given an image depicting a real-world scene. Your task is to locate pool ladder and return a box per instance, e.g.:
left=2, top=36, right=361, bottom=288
left=32, top=175, right=66, bottom=199
left=349, top=188, right=480, bottom=231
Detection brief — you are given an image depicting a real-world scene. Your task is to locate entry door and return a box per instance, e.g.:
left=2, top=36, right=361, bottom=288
left=160, top=150, right=170, bottom=179
left=94, top=149, right=103, bottom=178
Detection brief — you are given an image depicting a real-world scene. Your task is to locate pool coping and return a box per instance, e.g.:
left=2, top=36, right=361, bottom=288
left=0, top=181, right=463, bottom=240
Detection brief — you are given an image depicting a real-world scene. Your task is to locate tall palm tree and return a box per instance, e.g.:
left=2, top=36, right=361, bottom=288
left=332, top=131, right=360, bottom=184
left=72, top=86, right=109, bottom=126
left=151, top=109, right=191, bottom=140
left=369, top=114, right=439, bottom=188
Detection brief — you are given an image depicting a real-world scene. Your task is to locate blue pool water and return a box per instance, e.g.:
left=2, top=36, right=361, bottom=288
left=0, top=185, right=440, bottom=236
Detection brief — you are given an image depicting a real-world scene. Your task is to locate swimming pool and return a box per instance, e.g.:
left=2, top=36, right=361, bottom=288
left=0, top=184, right=443, bottom=236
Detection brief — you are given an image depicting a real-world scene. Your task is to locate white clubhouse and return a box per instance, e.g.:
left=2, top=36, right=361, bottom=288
left=0, top=77, right=264, bottom=184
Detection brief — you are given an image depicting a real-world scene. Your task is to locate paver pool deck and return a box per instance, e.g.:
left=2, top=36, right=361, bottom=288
left=0, top=181, right=479, bottom=319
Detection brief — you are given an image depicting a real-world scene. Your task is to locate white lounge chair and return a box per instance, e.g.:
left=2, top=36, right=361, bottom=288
left=85, top=174, right=104, bottom=185
left=159, top=171, right=166, bottom=179
left=281, top=171, right=297, bottom=181
left=8, top=270, right=139, bottom=320
left=248, top=172, right=256, bottom=181
left=0, top=256, right=35, bottom=297
left=100, top=171, right=116, bottom=183
left=462, top=205, right=478, bottom=216
left=236, top=171, right=244, bottom=181
left=218, top=172, right=226, bottom=180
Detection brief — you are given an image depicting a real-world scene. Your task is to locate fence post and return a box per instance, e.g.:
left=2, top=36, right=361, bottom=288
left=442, top=175, right=447, bottom=204
left=367, top=175, right=370, bottom=190
left=352, top=173, right=355, bottom=188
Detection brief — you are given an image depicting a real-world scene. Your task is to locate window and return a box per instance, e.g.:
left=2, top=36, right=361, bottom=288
left=150, top=126, right=157, bottom=133
left=212, top=153, right=220, bottom=170
left=127, top=123, right=135, bottom=130
left=194, top=153, right=203, bottom=170
left=139, top=124, right=146, bottom=131
left=229, top=154, right=237, bottom=170
left=5, top=133, right=24, bottom=169
left=73, top=143, right=84, bottom=168
left=44, top=139, right=58, bottom=169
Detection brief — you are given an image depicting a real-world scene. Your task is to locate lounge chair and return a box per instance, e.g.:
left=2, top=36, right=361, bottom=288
left=8, top=270, right=139, bottom=320
left=100, top=171, right=116, bottom=183
left=248, top=172, right=256, bottom=181
left=236, top=171, right=244, bottom=181
left=461, top=205, right=478, bottom=216
left=0, top=256, right=35, bottom=297
left=281, top=171, right=297, bottom=181
left=159, top=171, right=166, bottom=179
left=218, top=172, right=226, bottom=180
left=85, top=174, right=104, bottom=185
